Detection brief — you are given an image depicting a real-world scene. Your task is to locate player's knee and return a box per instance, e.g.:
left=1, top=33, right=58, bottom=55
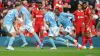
left=11, top=32, right=17, bottom=37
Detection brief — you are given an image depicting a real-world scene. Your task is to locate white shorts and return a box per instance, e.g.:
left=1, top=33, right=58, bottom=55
left=4, top=25, right=15, bottom=33
left=64, top=26, right=75, bottom=35
left=20, top=25, right=34, bottom=33
left=48, top=26, right=59, bottom=37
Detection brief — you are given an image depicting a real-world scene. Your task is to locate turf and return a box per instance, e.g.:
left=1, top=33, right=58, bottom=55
left=0, top=47, right=100, bottom=56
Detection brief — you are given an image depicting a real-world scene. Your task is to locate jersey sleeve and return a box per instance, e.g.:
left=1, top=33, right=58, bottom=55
left=44, top=14, right=49, bottom=22
left=61, top=12, right=75, bottom=21
left=20, top=8, right=26, bottom=14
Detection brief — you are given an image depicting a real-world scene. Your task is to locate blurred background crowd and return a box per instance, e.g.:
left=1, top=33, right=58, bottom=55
left=0, top=0, right=100, bottom=37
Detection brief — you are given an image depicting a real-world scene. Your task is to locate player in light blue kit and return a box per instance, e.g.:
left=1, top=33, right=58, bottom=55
left=54, top=8, right=83, bottom=50
left=42, top=8, right=60, bottom=50
left=3, top=2, right=28, bottom=50
left=20, top=2, right=43, bottom=48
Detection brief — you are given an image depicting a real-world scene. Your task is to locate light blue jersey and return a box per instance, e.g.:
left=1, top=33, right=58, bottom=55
left=56, top=12, right=75, bottom=29
left=3, top=9, right=18, bottom=25
left=44, top=11, right=57, bottom=27
left=20, top=6, right=31, bottom=25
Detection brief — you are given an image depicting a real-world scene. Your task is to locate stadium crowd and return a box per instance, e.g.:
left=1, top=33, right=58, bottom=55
left=0, top=0, right=100, bottom=50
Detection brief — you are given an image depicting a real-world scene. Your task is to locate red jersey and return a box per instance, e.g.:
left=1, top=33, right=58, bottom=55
left=84, top=7, right=92, bottom=24
left=74, top=10, right=85, bottom=26
left=32, top=9, right=44, bottom=25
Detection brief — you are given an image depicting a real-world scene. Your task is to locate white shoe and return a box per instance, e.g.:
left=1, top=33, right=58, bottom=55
left=7, top=46, right=14, bottom=50
left=89, top=46, right=94, bottom=49
left=83, top=46, right=86, bottom=49
left=21, top=43, right=28, bottom=48
left=50, top=47, right=57, bottom=50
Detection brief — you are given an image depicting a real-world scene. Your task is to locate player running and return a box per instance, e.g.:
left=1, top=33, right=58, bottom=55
left=42, top=8, right=60, bottom=50
left=3, top=2, right=27, bottom=50
left=19, top=2, right=43, bottom=48
left=54, top=8, right=83, bottom=50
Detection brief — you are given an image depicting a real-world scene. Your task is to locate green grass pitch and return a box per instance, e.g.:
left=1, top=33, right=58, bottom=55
left=0, top=47, right=100, bottom=56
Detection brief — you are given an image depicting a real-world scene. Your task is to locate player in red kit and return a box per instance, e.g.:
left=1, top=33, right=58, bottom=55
left=74, top=4, right=85, bottom=47
left=83, top=2, right=94, bottom=49
left=32, top=2, right=44, bottom=48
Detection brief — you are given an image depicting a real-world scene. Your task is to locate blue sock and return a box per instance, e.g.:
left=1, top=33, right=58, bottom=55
left=20, top=33, right=27, bottom=44
left=49, top=38, right=56, bottom=48
left=68, top=43, right=74, bottom=47
left=56, top=37, right=66, bottom=42
left=33, top=34, right=41, bottom=45
left=55, top=41, right=66, bottom=46
left=65, top=35, right=75, bottom=42
left=8, top=37, right=15, bottom=46
left=4, top=36, right=10, bottom=46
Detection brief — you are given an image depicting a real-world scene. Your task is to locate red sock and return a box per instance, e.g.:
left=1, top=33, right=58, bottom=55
left=88, top=37, right=93, bottom=46
left=40, top=33, right=44, bottom=42
left=84, top=37, right=88, bottom=46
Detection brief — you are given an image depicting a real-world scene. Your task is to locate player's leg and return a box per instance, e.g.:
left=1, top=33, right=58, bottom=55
left=85, top=26, right=94, bottom=49
left=20, top=25, right=28, bottom=47
left=27, top=25, right=43, bottom=48
left=55, top=40, right=74, bottom=47
left=49, top=37, right=57, bottom=50
left=64, top=35, right=77, bottom=46
left=20, top=33, right=28, bottom=47
left=75, top=26, right=80, bottom=42
left=34, top=24, right=40, bottom=48
left=64, top=26, right=77, bottom=44
left=33, top=33, right=43, bottom=48
left=89, top=26, right=94, bottom=49
left=39, top=25, right=45, bottom=42
left=4, top=25, right=16, bottom=50
left=36, top=25, right=44, bottom=48
left=83, top=26, right=91, bottom=49
left=81, top=26, right=86, bottom=49
left=48, top=27, right=58, bottom=50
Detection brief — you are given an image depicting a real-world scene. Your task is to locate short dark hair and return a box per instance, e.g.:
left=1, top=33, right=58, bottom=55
left=83, top=1, right=88, bottom=5
left=15, top=2, right=21, bottom=7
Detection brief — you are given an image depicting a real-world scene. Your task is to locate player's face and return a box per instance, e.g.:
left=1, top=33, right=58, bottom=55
left=38, top=4, right=42, bottom=9
left=78, top=5, right=82, bottom=10
left=83, top=4, right=87, bottom=9
left=42, top=9, right=46, bottom=14
left=17, top=5, right=21, bottom=11
left=54, top=9, right=60, bottom=16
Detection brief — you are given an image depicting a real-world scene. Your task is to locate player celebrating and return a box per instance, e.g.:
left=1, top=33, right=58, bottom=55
left=83, top=2, right=94, bottom=49
left=74, top=4, right=85, bottom=46
left=19, top=2, right=43, bottom=48
left=3, top=2, right=27, bottom=50
left=54, top=8, right=83, bottom=50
